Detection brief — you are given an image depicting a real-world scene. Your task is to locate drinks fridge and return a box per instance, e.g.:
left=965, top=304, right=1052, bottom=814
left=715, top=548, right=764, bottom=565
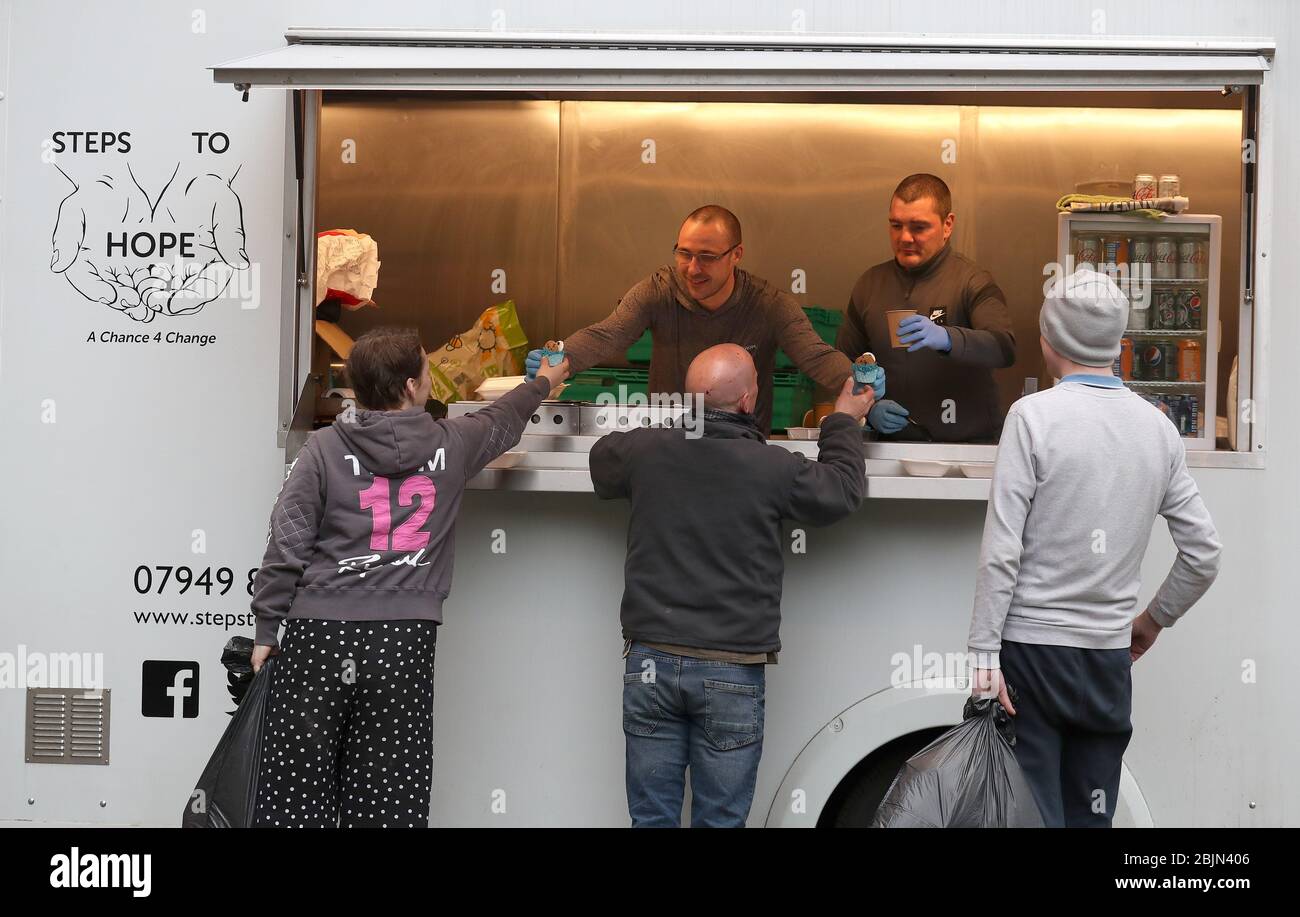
left=1057, top=212, right=1221, bottom=451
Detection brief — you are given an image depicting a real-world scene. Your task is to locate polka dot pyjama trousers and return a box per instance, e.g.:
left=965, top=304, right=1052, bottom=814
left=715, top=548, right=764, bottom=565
left=253, top=619, right=438, bottom=828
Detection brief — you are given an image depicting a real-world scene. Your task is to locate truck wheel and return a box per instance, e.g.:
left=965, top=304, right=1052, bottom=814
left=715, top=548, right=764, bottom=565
left=820, top=727, right=950, bottom=827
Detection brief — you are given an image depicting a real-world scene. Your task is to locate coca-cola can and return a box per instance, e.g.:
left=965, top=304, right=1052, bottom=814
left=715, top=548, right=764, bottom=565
left=1073, top=233, right=1101, bottom=270
left=1159, top=174, right=1181, bottom=198
left=1134, top=174, right=1157, bottom=201
left=1129, top=237, right=1154, bottom=284
left=1154, top=236, right=1178, bottom=279
left=1178, top=238, right=1207, bottom=279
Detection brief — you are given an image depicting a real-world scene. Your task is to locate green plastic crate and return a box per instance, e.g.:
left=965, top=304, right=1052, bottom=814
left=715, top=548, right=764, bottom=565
left=776, top=306, right=844, bottom=370
left=558, top=367, right=649, bottom=403
left=771, top=371, right=815, bottom=432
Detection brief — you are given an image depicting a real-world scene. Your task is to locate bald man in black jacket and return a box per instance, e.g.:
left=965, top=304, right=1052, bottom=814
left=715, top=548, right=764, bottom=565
left=589, top=343, right=874, bottom=827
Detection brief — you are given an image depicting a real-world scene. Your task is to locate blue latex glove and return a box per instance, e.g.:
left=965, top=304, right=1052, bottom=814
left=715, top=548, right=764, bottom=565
left=852, top=362, right=887, bottom=399
left=524, top=348, right=543, bottom=381
left=868, top=399, right=910, bottom=434
left=897, top=314, right=952, bottom=353
left=526, top=346, right=566, bottom=380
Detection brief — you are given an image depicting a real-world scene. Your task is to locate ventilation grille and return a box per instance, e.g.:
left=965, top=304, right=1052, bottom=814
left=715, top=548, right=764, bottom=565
left=25, top=688, right=111, bottom=765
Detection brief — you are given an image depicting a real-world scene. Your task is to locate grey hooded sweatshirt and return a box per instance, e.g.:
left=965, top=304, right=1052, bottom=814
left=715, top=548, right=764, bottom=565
left=250, top=377, right=552, bottom=647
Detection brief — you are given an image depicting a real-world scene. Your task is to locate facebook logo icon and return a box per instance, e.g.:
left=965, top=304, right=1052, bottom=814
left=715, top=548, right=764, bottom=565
left=141, top=661, right=200, bottom=718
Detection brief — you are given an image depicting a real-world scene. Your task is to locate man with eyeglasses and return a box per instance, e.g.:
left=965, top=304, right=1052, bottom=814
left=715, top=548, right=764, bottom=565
left=836, top=173, right=1016, bottom=443
left=525, top=205, right=854, bottom=434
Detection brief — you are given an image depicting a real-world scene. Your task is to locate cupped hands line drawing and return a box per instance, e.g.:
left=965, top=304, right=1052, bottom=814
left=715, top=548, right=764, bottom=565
left=52, top=162, right=249, bottom=322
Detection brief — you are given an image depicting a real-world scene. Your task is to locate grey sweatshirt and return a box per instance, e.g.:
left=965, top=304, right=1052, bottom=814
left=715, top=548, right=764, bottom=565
left=968, top=378, right=1222, bottom=668
left=561, top=265, right=853, bottom=434
left=250, top=377, right=552, bottom=647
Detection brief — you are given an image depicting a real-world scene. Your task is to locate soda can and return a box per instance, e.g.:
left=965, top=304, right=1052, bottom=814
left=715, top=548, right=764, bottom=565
left=1178, top=238, right=1206, bottom=279
left=1147, top=393, right=1172, bottom=418
left=1103, top=236, right=1128, bottom=271
left=1175, top=395, right=1194, bottom=435
left=1141, top=343, right=1165, bottom=380
left=1129, top=237, right=1154, bottom=283
left=1154, top=236, right=1178, bottom=279
left=1146, top=341, right=1177, bottom=381
left=1126, top=301, right=1149, bottom=331
left=1134, top=174, right=1157, bottom=201
left=1158, top=174, right=1181, bottom=198
left=1185, top=393, right=1200, bottom=435
left=1153, top=290, right=1177, bottom=329
left=1119, top=338, right=1134, bottom=380
left=1073, top=233, right=1101, bottom=270
left=1174, top=292, right=1190, bottom=330
left=1177, top=339, right=1202, bottom=382
left=1186, top=289, right=1203, bottom=330
left=1177, top=288, right=1202, bottom=330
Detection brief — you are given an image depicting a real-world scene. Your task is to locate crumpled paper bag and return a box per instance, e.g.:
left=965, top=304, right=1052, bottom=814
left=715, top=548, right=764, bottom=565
left=316, top=230, right=380, bottom=307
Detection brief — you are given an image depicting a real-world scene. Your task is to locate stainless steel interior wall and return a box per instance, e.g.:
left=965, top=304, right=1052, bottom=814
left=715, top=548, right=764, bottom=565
left=317, top=95, right=1242, bottom=413
left=316, top=97, right=559, bottom=355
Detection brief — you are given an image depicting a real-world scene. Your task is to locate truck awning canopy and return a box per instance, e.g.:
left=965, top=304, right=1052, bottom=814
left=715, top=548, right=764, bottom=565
left=212, top=29, right=1273, bottom=92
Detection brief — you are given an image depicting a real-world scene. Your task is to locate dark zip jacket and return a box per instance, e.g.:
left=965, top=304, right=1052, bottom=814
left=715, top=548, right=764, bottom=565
left=589, top=409, right=866, bottom=654
left=836, top=243, right=1015, bottom=443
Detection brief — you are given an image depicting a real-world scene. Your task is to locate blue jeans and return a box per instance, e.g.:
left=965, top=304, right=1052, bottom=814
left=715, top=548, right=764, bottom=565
left=622, top=642, right=766, bottom=827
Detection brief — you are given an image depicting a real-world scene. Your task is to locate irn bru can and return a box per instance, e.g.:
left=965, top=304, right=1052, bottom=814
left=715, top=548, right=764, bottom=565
left=1119, top=338, right=1134, bottom=380
left=1178, top=339, right=1202, bottom=382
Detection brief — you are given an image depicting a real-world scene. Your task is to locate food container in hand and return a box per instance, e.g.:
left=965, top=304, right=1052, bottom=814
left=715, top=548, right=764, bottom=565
left=476, top=375, right=566, bottom=400
left=541, top=339, right=566, bottom=366
left=852, top=353, right=884, bottom=395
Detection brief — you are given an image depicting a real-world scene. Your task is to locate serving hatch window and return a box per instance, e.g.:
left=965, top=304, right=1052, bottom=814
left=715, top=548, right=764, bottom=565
left=307, top=86, right=1253, bottom=453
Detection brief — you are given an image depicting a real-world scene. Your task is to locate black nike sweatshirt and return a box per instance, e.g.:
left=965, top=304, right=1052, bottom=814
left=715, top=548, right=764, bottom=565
left=250, top=377, right=552, bottom=647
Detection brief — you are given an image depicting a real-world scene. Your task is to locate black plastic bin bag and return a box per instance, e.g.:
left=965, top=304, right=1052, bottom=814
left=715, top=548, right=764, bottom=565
left=181, top=651, right=275, bottom=828
left=872, top=692, right=1044, bottom=828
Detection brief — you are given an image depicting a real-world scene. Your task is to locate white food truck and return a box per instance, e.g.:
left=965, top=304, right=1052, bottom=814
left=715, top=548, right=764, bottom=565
left=0, top=0, right=1293, bottom=827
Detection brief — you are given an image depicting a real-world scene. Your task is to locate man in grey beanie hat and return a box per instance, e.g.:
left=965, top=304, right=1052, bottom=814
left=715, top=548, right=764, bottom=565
left=1039, top=268, right=1130, bottom=367
left=966, top=267, right=1221, bottom=826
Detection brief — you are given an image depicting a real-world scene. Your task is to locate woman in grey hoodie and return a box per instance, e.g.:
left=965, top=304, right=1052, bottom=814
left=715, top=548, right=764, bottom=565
left=247, top=326, right=567, bottom=827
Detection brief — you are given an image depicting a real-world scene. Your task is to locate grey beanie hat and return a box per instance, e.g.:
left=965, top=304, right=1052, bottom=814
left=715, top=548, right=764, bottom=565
left=1040, top=268, right=1130, bottom=367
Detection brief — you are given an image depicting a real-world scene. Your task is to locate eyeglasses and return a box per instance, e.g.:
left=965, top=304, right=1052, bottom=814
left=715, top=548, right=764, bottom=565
left=672, top=244, right=738, bottom=266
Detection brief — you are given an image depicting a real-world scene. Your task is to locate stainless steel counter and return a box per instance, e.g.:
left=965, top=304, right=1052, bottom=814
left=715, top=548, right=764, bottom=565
left=469, top=434, right=995, bottom=499
left=467, top=432, right=1253, bottom=497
